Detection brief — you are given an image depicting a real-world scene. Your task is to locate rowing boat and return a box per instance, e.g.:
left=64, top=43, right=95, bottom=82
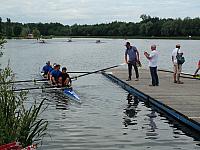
left=40, top=73, right=81, bottom=103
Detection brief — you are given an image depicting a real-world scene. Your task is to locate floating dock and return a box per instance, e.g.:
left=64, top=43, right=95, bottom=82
left=102, top=68, right=200, bottom=132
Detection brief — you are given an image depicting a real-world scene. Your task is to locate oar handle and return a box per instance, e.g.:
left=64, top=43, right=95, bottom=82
left=158, top=69, right=200, bottom=80
left=158, top=69, right=194, bottom=77
left=10, top=85, right=65, bottom=92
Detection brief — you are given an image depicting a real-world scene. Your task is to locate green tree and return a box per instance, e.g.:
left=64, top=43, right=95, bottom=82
left=0, top=17, right=2, bottom=33
left=139, top=23, right=146, bottom=36
left=13, top=25, right=22, bottom=37
left=5, top=18, right=13, bottom=39
left=118, top=23, right=128, bottom=36
left=20, top=27, right=30, bottom=38
left=0, top=24, right=6, bottom=49
left=32, top=28, right=40, bottom=38
left=161, top=20, right=174, bottom=36
left=140, top=14, right=151, bottom=23
left=1, top=15, right=200, bottom=38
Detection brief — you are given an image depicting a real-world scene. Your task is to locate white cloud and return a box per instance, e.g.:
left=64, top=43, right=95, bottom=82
left=0, top=0, right=199, bottom=25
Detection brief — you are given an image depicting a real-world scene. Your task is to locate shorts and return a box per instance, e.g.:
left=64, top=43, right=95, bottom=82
left=173, top=64, right=182, bottom=74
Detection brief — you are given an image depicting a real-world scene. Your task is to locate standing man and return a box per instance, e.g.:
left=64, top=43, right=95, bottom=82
left=125, top=42, right=140, bottom=81
left=172, top=44, right=184, bottom=84
left=144, top=45, right=159, bottom=86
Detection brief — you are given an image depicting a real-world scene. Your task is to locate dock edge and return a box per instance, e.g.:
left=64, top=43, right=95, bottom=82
left=102, top=71, right=200, bottom=132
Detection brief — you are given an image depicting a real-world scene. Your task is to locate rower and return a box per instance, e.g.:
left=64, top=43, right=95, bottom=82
left=50, top=64, right=62, bottom=86
left=42, top=61, right=53, bottom=78
left=61, top=67, right=72, bottom=87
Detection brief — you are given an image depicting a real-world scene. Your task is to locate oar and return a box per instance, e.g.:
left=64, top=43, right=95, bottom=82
left=158, top=69, right=200, bottom=80
left=0, top=64, right=125, bottom=85
left=71, top=63, right=126, bottom=79
left=68, top=71, right=92, bottom=74
left=0, top=78, right=48, bottom=85
left=158, top=69, right=194, bottom=76
left=9, top=85, right=66, bottom=92
left=0, top=71, right=101, bottom=84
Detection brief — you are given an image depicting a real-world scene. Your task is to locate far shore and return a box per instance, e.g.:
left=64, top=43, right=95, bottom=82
left=8, top=36, right=200, bottom=40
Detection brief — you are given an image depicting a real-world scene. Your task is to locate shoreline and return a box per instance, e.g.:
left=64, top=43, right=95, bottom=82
left=8, top=36, right=200, bottom=40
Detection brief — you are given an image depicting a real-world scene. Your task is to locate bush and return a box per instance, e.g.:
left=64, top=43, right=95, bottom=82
left=0, top=66, right=48, bottom=147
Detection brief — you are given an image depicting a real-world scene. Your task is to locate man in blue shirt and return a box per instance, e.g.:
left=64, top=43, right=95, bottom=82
left=50, top=64, right=62, bottom=86
left=42, top=61, right=53, bottom=78
left=125, top=42, right=140, bottom=81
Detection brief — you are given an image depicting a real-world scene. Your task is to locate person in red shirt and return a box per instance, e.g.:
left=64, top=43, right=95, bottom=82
left=194, top=60, right=200, bottom=76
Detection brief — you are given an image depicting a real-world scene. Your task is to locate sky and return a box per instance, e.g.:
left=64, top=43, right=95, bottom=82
left=0, top=0, right=200, bottom=25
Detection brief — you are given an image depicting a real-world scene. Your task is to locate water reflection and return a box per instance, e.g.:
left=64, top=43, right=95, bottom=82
left=42, top=90, right=69, bottom=110
left=145, top=110, right=158, bottom=139
left=146, top=111, right=157, bottom=132
left=123, top=93, right=139, bottom=127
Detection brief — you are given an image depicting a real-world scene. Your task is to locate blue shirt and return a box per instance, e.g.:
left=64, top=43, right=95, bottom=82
left=50, top=70, right=62, bottom=81
left=125, top=46, right=138, bottom=62
left=48, top=67, right=53, bottom=73
left=43, top=65, right=53, bottom=74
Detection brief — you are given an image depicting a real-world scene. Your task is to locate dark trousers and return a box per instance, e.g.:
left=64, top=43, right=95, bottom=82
left=150, top=67, right=159, bottom=86
left=128, top=62, right=139, bottom=79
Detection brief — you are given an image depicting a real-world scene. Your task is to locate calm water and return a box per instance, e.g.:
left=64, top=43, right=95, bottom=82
left=1, top=38, right=200, bottom=150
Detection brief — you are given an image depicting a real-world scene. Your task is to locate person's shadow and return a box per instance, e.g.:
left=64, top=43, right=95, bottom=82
left=123, top=93, right=139, bottom=127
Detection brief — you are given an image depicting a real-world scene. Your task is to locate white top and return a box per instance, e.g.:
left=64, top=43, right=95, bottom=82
left=172, top=48, right=182, bottom=64
left=148, top=50, right=158, bottom=67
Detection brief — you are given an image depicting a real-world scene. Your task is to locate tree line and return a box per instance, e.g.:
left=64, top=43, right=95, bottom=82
left=0, top=14, right=200, bottom=39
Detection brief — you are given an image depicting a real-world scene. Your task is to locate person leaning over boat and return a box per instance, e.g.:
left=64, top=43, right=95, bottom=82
left=42, top=61, right=53, bottom=78
left=144, top=45, right=159, bottom=86
left=172, top=44, right=184, bottom=84
left=50, top=64, right=62, bottom=86
left=125, top=41, right=140, bottom=81
left=61, top=67, right=72, bottom=87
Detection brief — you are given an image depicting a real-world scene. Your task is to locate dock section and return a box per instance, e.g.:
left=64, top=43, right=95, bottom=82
left=102, top=68, right=200, bottom=132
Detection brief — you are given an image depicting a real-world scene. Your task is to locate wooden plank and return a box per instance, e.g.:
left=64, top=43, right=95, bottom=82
left=106, top=68, right=200, bottom=127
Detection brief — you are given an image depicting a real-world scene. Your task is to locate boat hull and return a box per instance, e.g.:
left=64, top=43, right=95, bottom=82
left=40, top=72, right=81, bottom=103
left=63, top=88, right=81, bottom=102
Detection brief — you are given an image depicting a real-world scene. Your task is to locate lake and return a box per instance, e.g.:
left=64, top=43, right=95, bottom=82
left=1, top=38, right=200, bottom=150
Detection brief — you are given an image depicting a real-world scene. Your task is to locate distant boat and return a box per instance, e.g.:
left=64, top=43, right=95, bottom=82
left=67, top=38, right=72, bottom=42
left=38, top=40, right=46, bottom=43
left=96, top=40, right=101, bottom=43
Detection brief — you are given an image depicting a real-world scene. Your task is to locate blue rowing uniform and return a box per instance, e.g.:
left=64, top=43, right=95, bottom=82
left=48, top=67, right=53, bottom=73
left=50, top=70, right=62, bottom=81
left=43, top=65, right=53, bottom=74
